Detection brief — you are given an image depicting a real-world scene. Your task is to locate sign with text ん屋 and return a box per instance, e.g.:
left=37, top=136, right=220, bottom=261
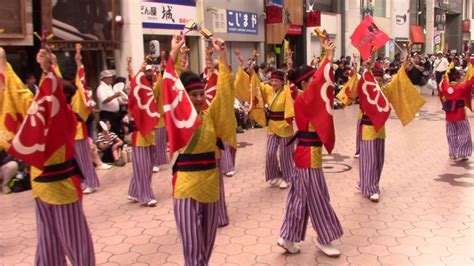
left=213, top=9, right=227, bottom=33
left=141, top=0, right=196, bottom=30
left=227, top=10, right=258, bottom=34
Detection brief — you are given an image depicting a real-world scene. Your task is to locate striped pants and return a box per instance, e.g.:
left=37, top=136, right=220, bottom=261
left=446, top=120, right=472, bottom=158
left=74, top=139, right=100, bottom=189
left=154, top=127, right=169, bottom=166
left=128, top=146, right=156, bottom=204
left=219, top=142, right=235, bottom=174
left=173, top=198, right=218, bottom=266
left=216, top=162, right=229, bottom=226
left=265, top=135, right=296, bottom=182
left=35, top=198, right=95, bottom=266
left=359, top=139, right=385, bottom=197
left=280, top=168, right=343, bottom=245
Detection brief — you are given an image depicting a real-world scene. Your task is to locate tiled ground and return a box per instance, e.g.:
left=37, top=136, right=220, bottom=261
left=1, top=94, right=473, bottom=266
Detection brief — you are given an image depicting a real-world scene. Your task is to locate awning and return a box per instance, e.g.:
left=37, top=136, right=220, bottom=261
left=411, top=25, right=425, bottom=44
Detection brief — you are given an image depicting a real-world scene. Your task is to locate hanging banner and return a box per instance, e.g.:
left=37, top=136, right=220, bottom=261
left=306, top=11, right=321, bottom=27
left=268, top=0, right=284, bottom=8
left=266, top=6, right=282, bottom=24
left=213, top=9, right=227, bottom=33
left=392, top=0, right=410, bottom=39
left=227, top=10, right=258, bottom=34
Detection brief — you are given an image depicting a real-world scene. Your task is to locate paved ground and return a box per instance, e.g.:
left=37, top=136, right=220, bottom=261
left=1, top=94, right=473, bottom=266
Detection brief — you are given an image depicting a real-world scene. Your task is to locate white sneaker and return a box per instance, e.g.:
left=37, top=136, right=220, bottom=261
left=152, top=166, right=160, bottom=173
left=315, top=242, right=341, bottom=257
left=127, top=196, right=138, bottom=202
left=225, top=171, right=236, bottom=177
left=269, top=178, right=282, bottom=186
left=369, top=193, right=380, bottom=202
left=83, top=187, right=96, bottom=194
left=96, top=164, right=112, bottom=170
left=146, top=199, right=158, bottom=207
left=279, top=180, right=289, bottom=189
left=277, top=237, right=300, bottom=254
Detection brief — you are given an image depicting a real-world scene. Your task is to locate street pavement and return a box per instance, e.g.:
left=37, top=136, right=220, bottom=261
left=1, top=93, right=473, bottom=265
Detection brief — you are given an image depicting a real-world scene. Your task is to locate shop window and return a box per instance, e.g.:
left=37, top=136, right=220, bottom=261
left=0, top=0, right=26, bottom=38
left=372, top=0, right=387, bottom=18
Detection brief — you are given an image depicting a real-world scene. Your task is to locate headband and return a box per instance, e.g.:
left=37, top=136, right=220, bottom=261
left=185, top=82, right=206, bottom=91
left=295, top=69, right=316, bottom=84
left=271, top=72, right=285, bottom=81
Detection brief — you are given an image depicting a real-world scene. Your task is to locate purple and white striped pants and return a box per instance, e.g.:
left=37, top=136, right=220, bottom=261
left=154, top=127, right=169, bottom=166
left=265, top=135, right=296, bottom=182
left=173, top=198, right=218, bottom=266
left=219, top=142, right=235, bottom=174
left=74, top=139, right=100, bottom=189
left=359, top=139, right=385, bottom=197
left=128, top=146, right=156, bottom=204
left=216, top=162, right=229, bottom=226
left=446, top=120, right=472, bottom=158
left=35, top=198, right=95, bottom=266
left=280, top=168, right=343, bottom=245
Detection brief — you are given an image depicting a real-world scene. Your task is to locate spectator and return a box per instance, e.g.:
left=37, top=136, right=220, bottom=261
left=96, top=120, right=126, bottom=167
left=89, top=138, right=112, bottom=170
left=24, top=74, right=38, bottom=95
left=0, top=150, right=18, bottom=194
left=96, top=70, right=122, bottom=136
left=389, top=53, right=401, bottom=75
left=234, top=99, right=246, bottom=133
left=259, top=62, right=269, bottom=82
left=434, top=51, right=450, bottom=84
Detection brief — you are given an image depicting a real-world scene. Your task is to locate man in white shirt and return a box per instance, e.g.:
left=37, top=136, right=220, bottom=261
left=96, top=70, right=122, bottom=135
left=433, top=51, right=450, bottom=84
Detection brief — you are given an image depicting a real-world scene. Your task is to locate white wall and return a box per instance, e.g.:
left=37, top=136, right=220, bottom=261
left=344, top=0, right=362, bottom=57
left=306, top=13, right=342, bottom=65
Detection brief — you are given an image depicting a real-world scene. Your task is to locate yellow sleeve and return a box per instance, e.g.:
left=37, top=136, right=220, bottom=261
left=283, top=86, right=295, bottom=119
left=259, top=82, right=274, bottom=105
left=234, top=67, right=251, bottom=102
left=208, top=63, right=237, bottom=148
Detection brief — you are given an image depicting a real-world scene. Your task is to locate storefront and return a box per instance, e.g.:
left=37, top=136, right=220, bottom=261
left=141, top=0, right=201, bottom=73
left=202, top=0, right=265, bottom=74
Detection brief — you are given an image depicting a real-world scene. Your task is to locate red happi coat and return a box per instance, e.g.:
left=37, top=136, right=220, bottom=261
left=440, top=77, right=474, bottom=121
left=293, top=57, right=335, bottom=168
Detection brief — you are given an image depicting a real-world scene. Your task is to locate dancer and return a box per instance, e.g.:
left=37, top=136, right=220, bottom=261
left=7, top=48, right=95, bottom=265
left=278, top=37, right=343, bottom=257
left=163, top=32, right=236, bottom=266
left=356, top=53, right=425, bottom=202
left=71, top=45, right=100, bottom=194
left=439, top=65, right=473, bottom=161
left=127, top=61, right=160, bottom=207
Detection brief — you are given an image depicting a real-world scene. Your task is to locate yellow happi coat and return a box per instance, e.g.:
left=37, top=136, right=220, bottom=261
left=173, top=63, right=237, bottom=203
left=260, top=83, right=295, bottom=137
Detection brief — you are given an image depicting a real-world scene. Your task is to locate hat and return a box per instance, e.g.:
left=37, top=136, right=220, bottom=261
left=145, top=65, right=153, bottom=71
left=436, top=51, right=443, bottom=55
left=99, top=70, right=114, bottom=80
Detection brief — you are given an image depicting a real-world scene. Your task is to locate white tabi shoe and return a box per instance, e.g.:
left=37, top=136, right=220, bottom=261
left=225, top=171, right=236, bottom=177
left=152, top=166, right=160, bottom=173
left=354, top=154, right=360, bottom=159
left=269, top=178, right=282, bottom=186
left=96, top=163, right=112, bottom=170
left=315, top=242, right=341, bottom=257
left=83, top=187, right=96, bottom=194
left=127, top=196, right=138, bottom=203
left=146, top=199, right=158, bottom=207
left=277, top=237, right=300, bottom=254
left=279, top=180, right=289, bottom=189
left=369, top=193, right=380, bottom=202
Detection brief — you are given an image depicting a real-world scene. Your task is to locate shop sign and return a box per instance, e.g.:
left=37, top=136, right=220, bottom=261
left=287, top=24, right=302, bottom=35
left=141, top=0, right=197, bottom=30
left=227, top=10, right=258, bottom=34
left=213, top=9, right=227, bottom=33
left=462, top=20, right=470, bottom=33
left=268, top=0, right=284, bottom=8
left=392, top=0, right=410, bottom=39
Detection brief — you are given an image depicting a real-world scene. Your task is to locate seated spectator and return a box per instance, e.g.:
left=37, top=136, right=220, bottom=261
left=96, top=120, right=126, bottom=167
left=0, top=150, right=18, bottom=194
left=89, top=138, right=112, bottom=170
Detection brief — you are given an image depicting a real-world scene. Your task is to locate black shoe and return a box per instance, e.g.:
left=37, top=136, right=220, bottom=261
left=237, top=127, right=244, bottom=133
left=114, top=159, right=126, bottom=167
